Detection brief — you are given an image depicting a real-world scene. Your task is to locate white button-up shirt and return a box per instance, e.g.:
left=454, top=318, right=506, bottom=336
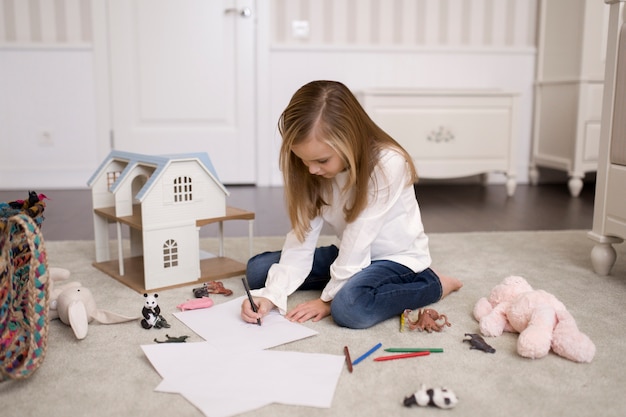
left=252, top=148, right=432, bottom=314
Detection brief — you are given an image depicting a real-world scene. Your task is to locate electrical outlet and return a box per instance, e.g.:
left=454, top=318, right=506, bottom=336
left=292, top=20, right=310, bottom=39
left=39, top=130, right=54, bottom=146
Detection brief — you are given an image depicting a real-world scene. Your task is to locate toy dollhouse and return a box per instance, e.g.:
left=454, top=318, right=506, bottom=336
left=87, top=150, right=254, bottom=293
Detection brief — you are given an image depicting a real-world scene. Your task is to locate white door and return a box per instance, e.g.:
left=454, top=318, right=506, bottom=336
left=107, top=0, right=256, bottom=184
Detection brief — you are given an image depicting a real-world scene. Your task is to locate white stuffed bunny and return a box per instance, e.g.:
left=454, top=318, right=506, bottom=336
left=49, top=268, right=140, bottom=339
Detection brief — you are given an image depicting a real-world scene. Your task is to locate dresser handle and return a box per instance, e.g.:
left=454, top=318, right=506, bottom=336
left=427, top=126, right=454, bottom=143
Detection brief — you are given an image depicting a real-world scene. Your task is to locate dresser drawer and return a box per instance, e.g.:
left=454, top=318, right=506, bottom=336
left=583, top=122, right=600, bottom=162
left=370, top=105, right=511, bottom=160
left=359, top=90, right=518, bottom=182
left=583, top=82, right=604, bottom=121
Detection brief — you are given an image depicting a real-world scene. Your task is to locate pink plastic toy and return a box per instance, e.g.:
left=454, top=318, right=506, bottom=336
left=177, top=297, right=214, bottom=311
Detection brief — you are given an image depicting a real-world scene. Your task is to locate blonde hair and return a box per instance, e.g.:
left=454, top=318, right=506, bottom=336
left=278, top=80, right=418, bottom=241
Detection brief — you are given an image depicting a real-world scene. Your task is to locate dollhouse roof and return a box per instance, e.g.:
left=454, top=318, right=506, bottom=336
left=87, top=150, right=229, bottom=201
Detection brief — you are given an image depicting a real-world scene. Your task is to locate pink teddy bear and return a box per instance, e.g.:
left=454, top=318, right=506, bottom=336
left=473, top=276, right=595, bottom=363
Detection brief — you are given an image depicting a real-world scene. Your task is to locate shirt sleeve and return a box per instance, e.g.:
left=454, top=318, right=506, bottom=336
left=251, top=216, right=324, bottom=314
left=320, top=151, right=410, bottom=301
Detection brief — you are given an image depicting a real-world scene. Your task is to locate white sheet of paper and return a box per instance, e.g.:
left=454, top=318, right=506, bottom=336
left=173, top=296, right=318, bottom=352
left=141, top=343, right=344, bottom=417
left=182, top=391, right=270, bottom=417
left=142, top=297, right=342, bottom=417
left=142, top=341, right=218, bottom=384
left=176, top=352, right=344, bottom=416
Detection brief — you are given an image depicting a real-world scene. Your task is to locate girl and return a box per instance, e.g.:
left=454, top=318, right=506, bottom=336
left=241, top=80, right=462, bottom=329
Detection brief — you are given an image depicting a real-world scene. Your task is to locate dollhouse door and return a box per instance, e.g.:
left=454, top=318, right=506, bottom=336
left=106, top=0, right=256, bottom=183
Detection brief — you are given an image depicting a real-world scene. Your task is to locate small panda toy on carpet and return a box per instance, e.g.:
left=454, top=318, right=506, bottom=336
left=141, top=293, right=170, bottom=329
left=403, top=384, right=458, bottom=409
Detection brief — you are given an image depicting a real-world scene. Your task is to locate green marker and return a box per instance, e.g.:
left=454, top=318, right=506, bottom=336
left=384, top=348, right=444, bottom=353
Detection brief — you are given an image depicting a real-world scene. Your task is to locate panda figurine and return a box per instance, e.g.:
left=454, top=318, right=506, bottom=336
left=141, top=293, right=170, bottom=329
left=403, top=384, right=458, bottom=409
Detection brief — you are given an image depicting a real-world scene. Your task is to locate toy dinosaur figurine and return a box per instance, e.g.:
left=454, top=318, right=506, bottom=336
left=464, top=333, right=496, bottom=353
left=154, top=334, right=189, bottom=343
left=193, top=281, right=233, bottom=297
left=402, top=308, right=451, bottom=332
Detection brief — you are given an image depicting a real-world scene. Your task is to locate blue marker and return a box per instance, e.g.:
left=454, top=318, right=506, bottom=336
left=352, top=342, right=383, bottom=366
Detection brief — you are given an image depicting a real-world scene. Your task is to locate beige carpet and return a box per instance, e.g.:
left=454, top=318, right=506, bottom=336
left=2, top=231, right=625, bottom=417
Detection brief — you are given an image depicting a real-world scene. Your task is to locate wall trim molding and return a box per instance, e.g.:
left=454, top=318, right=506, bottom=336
left=270, top=45, right=537, bottom=55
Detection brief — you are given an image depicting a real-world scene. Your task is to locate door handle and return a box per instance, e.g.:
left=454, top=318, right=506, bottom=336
left=224, top=7, right=252, bottom=18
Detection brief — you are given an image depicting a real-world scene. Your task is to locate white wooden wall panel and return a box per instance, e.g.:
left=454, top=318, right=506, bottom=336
left=0, top=0, right=91, bottom=45
left=40, top=0, right=56, bottom=43
left=491, top=0, right=507, bottom=47
left=0, top=0, right=541, bottom=188
left=271, top=0, right=536, bottom=50
left=264, top=0, right=539, bottom=186
left=354, top=0, right=372, bottom=45
left=0, top=0, right=96, bottom=190
left=513, top=0, right=532, bottom=46
left=376, top=0, right=393, bottom=45
left=12, top=0, right=29, bottom=42
left=65, top=0, right=81, bottom=42
left=399, top=0, right=415, bottom=45
left=308, top=0, right=323, bottom=44
left=467, top=0, right=484, bottom=46
left=423, top=0, right=439, bottom=45
left=446, top=1, right=463, bottom=46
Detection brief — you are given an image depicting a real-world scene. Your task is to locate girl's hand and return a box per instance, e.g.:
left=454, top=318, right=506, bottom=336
left=240, top=296, right=275, bottom=324
left=286, top=298, right=331, bottom=323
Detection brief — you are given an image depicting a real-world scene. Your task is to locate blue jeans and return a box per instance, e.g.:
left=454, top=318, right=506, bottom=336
left=246, top=245, right=443, bottom=329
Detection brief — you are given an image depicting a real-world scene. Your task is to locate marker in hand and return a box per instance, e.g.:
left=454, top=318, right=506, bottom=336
left=242, top=277, right=261, bottom=326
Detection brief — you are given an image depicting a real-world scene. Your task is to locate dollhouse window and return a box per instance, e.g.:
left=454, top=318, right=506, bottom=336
left=163, top=239, right=179, bottom=268
left=174, top=176, right=193, bottom=202
left=106, top=171, right=121, bottom=191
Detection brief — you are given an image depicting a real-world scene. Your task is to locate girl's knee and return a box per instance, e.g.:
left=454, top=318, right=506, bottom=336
left=245, top=251, right=280, bottom=289
left=331, top=308, right=376, bottom=329
left=330, top=295, right=377, bottom=329
left=246, top=253, right=266, bottom=272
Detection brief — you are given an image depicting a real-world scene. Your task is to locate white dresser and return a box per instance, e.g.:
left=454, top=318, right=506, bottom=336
left=589, top=0, right=626, bottom=276
left=359, top=89, right=519, bottom=196
left=530, top=0, right=609, bottom=197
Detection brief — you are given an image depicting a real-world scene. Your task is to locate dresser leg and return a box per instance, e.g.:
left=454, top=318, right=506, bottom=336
left=505, top=176, right=516, bottom=197
left=529, top=166, right=539, bottom=186
left=590, top=243, right=617, bottom=276
left=568, top=176, right=583, bottom=197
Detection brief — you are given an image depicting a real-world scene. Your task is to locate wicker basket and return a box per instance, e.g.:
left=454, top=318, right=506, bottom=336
left=0, top=193, right=50, bottom=381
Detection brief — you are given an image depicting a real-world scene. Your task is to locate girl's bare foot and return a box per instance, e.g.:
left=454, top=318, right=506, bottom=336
left=440, top=274, right=463, bottom=298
